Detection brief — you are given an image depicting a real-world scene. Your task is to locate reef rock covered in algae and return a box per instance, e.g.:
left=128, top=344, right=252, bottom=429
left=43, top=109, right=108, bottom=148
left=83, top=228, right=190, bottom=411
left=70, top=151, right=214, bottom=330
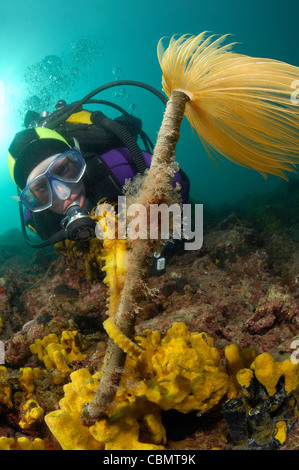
left=0, top=209, right=298, bottom=450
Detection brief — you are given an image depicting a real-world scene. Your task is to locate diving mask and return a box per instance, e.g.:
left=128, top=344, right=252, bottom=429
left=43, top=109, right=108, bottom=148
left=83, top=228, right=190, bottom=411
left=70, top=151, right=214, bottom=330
left=20, top=148, right=86, bottom=212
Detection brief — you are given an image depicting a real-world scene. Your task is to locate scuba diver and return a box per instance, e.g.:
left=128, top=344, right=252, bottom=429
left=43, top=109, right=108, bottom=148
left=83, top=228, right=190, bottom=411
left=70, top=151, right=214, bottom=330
left=7, top=82, right=190, bottom=274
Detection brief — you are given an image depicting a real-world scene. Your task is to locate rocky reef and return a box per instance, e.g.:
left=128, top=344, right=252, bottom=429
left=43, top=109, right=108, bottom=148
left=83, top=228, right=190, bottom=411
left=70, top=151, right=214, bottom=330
left=0, top=192, right=298, bottom=450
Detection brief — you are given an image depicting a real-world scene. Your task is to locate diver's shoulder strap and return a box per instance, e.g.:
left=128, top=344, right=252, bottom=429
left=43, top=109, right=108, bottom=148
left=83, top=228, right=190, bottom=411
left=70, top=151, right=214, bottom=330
left=91, top=112, right=148, bottom=175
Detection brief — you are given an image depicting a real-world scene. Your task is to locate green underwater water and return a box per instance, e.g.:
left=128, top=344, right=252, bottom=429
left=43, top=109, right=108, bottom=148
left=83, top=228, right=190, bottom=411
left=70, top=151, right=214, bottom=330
left=0, top=0, right=299, bottom=238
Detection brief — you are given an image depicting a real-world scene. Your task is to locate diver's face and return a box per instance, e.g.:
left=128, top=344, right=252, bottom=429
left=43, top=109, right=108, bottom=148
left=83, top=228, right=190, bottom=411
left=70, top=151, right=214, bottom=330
left=27, top=155, right=87, bottom=215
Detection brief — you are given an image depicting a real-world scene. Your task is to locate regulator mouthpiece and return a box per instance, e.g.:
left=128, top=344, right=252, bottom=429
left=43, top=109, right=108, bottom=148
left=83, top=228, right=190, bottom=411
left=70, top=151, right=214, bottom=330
left=61, top=204, right=95, bottom=242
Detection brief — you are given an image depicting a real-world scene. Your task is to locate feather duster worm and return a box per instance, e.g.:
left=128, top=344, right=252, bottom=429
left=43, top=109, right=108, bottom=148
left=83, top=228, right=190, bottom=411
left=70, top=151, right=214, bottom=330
left=158, top=33, right=299, bottom=179
left=82, top=34, right=299, bottom=424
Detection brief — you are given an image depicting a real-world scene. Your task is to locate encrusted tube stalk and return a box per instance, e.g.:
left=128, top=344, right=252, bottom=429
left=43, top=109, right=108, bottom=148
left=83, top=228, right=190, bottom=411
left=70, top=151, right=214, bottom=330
left=81, top=90, right=190, bottom=424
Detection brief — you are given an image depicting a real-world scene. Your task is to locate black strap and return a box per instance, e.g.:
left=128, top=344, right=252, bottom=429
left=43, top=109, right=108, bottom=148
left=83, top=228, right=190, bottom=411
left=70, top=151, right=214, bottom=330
left=91, top=112, right=148, bottom=175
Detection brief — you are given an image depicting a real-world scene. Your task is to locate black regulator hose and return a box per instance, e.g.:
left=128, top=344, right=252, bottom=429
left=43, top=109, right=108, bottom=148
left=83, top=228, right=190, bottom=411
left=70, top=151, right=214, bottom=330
left=90, top=111, right=148, bottom=174
left=43, top=80, right=167, bottom=129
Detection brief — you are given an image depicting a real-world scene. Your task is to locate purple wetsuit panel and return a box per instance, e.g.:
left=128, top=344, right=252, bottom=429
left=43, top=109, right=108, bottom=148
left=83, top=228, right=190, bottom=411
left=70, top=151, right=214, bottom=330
left=100, top=147, right=189, bottom=203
